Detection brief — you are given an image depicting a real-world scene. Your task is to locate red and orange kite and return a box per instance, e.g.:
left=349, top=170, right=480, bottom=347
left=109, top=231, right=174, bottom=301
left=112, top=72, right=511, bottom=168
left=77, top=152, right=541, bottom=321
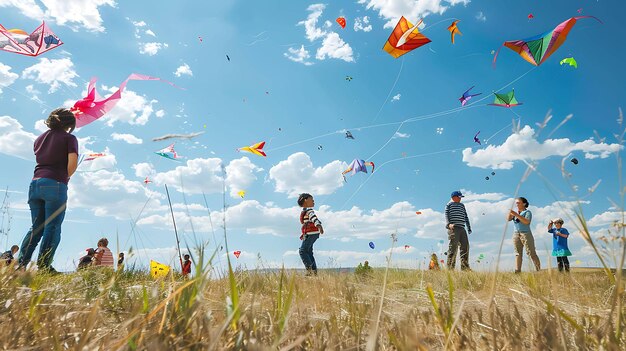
left=383, top=17, right=431, bottom=58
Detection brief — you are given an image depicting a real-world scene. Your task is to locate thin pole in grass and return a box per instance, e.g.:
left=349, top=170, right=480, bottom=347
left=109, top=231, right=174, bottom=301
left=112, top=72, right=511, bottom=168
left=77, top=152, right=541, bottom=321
left=202, top=191, right=223, bottom=274
left=165, top=184, right=184, bottom=272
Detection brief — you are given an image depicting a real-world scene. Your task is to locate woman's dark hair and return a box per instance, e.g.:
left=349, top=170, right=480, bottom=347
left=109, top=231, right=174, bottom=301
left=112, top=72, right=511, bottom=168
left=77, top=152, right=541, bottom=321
left=45, top=108, right=76, bottom=133
left=297, top=193, right=312, bottom=207
left=517, top=197, right=529, bottom=209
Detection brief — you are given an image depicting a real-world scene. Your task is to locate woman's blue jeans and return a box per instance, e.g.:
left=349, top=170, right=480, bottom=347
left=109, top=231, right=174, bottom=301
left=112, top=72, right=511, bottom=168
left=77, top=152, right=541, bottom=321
left=18, top=178, right=68, bottom=268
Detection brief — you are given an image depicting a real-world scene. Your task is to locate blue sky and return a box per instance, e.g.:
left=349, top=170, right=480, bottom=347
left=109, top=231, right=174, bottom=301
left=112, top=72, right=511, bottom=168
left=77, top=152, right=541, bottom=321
left=0, top=0, right=624, bottom=272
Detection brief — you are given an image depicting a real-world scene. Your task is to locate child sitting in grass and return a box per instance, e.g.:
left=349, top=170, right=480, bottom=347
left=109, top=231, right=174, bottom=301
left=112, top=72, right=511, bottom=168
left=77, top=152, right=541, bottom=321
left=297, top=193, right=324, bottom=276
left=429, top=253, right=441, bottom=270
left=548, top=218, right=572, bottom=272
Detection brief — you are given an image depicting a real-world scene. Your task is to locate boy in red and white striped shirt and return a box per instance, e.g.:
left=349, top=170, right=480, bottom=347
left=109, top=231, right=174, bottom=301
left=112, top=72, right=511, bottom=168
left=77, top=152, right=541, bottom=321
left=298, top=193, right=324, bottom=276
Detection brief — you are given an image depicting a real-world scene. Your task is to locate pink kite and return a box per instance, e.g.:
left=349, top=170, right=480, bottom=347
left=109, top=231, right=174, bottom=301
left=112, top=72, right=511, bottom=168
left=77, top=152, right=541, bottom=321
left=71, top=73, right=181, bottom=128
left=0, top=21, right=62, bottom=57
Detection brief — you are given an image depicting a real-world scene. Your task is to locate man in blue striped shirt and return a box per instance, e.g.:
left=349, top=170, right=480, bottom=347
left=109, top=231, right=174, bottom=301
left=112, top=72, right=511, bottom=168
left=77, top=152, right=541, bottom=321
left=445, top=190, right=472, bottom=270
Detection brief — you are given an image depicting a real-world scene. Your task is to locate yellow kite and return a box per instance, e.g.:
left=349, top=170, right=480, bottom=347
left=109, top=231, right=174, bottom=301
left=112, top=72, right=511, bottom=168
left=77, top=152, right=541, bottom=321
left=238, top=141, right=266, bottom=157
left=447, top=20, right=462, bottom=44
left=150, top=260, right=170, bottom=279
left=383, top=16, right=431, bottom=58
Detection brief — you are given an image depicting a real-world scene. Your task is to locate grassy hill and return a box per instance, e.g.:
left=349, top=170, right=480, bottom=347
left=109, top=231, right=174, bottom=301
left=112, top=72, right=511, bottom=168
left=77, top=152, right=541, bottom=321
left=0, top=264, right=624, bottom=350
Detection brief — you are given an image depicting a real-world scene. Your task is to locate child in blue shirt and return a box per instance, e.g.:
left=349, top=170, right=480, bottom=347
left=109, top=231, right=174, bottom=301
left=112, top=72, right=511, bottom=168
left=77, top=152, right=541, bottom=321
left=547, top=218, right=572, bottom=272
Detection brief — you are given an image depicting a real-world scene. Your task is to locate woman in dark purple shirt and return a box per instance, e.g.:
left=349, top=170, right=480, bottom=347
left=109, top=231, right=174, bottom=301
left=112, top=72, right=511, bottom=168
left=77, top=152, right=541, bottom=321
left=17, top=108, right=78, bottom=273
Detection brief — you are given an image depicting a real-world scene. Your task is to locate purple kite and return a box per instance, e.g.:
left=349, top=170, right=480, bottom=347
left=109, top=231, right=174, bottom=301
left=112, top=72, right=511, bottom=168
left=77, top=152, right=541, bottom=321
left=493, top=16, right=601, bottom=67
left=459, top=86, right=482, bottom=106
left=342, top=158, right=374, bottom=181
left=71, top=73, right=181, bottom=128
left=0, top=21, right=62, bottom=57
left=473, top=131, right=481, bottom=145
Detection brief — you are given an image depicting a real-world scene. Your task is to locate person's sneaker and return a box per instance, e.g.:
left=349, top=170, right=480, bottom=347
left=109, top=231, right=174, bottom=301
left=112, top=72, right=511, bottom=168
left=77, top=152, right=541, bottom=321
left=514, top=270, right=521, bottom=274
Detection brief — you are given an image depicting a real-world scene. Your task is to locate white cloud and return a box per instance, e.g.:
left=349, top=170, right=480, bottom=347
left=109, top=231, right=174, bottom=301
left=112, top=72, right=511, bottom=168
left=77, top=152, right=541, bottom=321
left=111, top=132, right=143, bottom=144
left=0, top=115, right=37, bottom=160
left=34, top=119, right=48, bottom=133
left=0, top=62, right=18, bottom=92
left=155, top=110, right=165, bottom=118
left=391, top=93, right=401, bottom=102
left=392, top=131, right=410, bottom=139
left=476, top=11, right=486, bottom=22
left=284, top=46, right=313, bottom=65
left=315, top=32, right=354, bottom=62
left=132, top=162, right=155, bottom=178
left=353, top=16, right=372, bottom=32
left=149, top=157, right=259, bottom=198
left=359, top=0, right=471, bottom=28
left=22, top=57, right=78, bottom=93
left=269, top=152, right=345, bottom=198
left=68, top=169, right=165, bottom=219
left=297, top=4, right=327, bottom=41
left=145, top=29, right=156, bottom=37
left=174, top=63, right=193, bottom=77
left=289, top=4, right=354, bottom=64
left=139, top=42, right=168, bottom=56
left=462, top=125, right=623, bottom=169
left=0, top=0, right=115, bottom=32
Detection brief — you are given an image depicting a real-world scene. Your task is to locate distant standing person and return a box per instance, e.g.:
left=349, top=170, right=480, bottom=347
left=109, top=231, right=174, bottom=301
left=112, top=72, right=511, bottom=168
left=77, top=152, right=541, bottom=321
left=182, top=254, right=192, bottom=278
left=1, top=245, right=19, bottom=265
left=508, top=197, right=541, bottom=273
left=17, top=108, right=78, bottom=273
left=445, top=191, right=472, bottom=270
left=94, top=238, right=114, bottom=267
left=298, top=193, right=324, bottom=276
left=548, top=218, right=572, bottom=272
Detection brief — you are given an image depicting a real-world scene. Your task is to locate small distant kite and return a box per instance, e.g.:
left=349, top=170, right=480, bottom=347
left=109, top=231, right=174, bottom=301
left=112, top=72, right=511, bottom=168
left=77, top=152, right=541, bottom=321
left=493, top=16, right=602, bottom=67
left=150, top=260, right=170, bottom=279
left=577, top=8, right=583, bottom=14
left=336, top=17, right=346, bottom=29
left=143, top=177, right=152, bottom=185
left=345, top=131, right=355, bottom=139
left=404, top=245, right=410, bottom=251
left=489, top=89, right=522, bottom=108
left=226, top=54, right=230, bottom=61
left=473, top=131, right=481, bottom=145
left=238, top=141, right=266, bottom=157
left=570, top=157, right=579, bottom=165
left=155, top=143, right=181, bottom=161
left=233, top=250, right=241, bottom=258
left=0, top=21, right=62, bottom=56
left=485, top=171, right=496, bottom=180
left=317, top=145, right=323, bottom=150
left=527, top=14, right=534, bottom=20
left=345, top=76, right=353, bottom=81
left=77, top=153, right=106, bottom=166
left=459, top=86, right=482, bottom=106
left=342, top=159, right=374, bottom=179
left=415, top=211, right=422, bottom=215
left=560, top=57, right=578, bottom=68
left=152, top=131, right=205, bottom=142
left=447, top=20, right=462, bottom=44
left=71, top=73, right=179, bottom=128
left=436, top=127, right=444, bottom=135
left=238, top=190, right=246, bottom=198
left=383, top=16, right=431, bottom=58
left=369, top=242, right=375, bottom=249
left=198, top=36, right=203, bottom=42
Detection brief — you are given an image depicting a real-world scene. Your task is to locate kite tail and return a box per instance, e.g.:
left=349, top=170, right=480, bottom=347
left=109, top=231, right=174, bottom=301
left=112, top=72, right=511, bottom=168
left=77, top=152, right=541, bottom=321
left=574, top=15, right=603, bottom=24
left=492, top=45, right=504, bottom=69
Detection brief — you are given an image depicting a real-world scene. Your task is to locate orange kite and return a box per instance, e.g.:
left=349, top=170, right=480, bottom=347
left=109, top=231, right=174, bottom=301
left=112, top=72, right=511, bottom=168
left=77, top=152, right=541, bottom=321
left=447, top=20, right=462, bottom=44
left=383, top=17, right=431, bottom=58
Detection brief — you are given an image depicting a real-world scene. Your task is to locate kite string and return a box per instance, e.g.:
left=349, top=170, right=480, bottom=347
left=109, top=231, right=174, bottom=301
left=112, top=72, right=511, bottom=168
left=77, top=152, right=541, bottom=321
left=371, top=56, right=405, bottom=123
